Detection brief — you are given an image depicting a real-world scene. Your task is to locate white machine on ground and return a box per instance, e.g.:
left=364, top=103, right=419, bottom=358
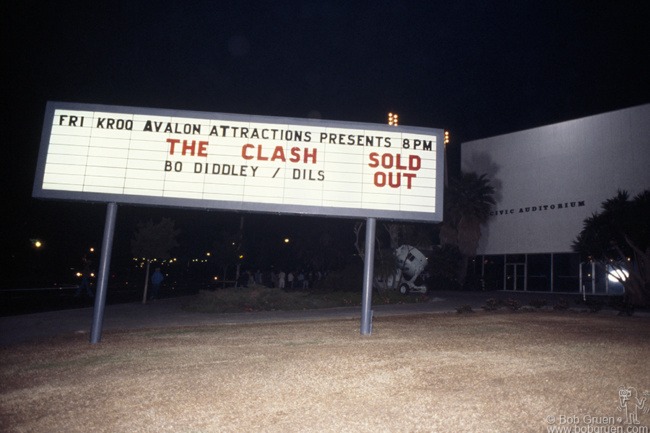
left=374, top=245, right=429, bottom=294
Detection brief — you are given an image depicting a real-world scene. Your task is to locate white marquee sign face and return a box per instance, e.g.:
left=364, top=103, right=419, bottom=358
left=34, top=102, right=444, bottom=222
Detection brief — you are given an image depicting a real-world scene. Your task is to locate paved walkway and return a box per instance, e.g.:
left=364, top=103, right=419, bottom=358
left=0, top=291, right=594, bottom=346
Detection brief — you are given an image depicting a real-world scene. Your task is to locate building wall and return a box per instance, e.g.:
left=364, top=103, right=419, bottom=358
left=461, top=104, right=650, bottom=255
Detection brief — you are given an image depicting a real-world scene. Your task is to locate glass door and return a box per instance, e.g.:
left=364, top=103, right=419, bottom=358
left=505, top=263, right=526, bottom=291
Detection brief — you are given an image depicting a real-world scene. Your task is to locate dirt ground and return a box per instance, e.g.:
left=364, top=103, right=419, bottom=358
left=1, top=311, right=649, bottom=433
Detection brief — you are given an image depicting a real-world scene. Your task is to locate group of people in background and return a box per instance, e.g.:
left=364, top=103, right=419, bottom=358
left=238, top=268, right=324, bottom=290
left=276, top=270, right=311, bottom=290
left=74, top=250, right=327, bottom=299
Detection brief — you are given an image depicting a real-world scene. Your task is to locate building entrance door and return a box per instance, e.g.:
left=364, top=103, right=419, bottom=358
left=505, top=263, right=526, bottom=291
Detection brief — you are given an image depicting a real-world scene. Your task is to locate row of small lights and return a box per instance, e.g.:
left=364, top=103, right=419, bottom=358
left=127, top=238, right=293, bottom=271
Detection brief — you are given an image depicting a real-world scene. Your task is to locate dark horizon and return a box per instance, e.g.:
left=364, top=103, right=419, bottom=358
left=2, top=1, right=649, bottom=289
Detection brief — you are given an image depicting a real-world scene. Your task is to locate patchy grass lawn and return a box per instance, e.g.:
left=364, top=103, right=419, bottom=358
left=1, top=311, right=649, bottom=433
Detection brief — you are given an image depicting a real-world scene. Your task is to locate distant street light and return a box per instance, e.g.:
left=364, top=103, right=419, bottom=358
left=30, top=239, right=43, bottom=249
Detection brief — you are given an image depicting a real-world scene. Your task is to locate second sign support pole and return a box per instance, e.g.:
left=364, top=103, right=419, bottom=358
left=360, top=217, right=376, bottom=335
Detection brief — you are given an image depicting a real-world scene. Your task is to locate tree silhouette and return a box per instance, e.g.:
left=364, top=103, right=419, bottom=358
left=211, top=227, right=242, bottom=288
left=131, top=217, right=179, bottom=303
left=439, top=172, right=496, bottom=287
left=573, top=190, right=650, bottom=306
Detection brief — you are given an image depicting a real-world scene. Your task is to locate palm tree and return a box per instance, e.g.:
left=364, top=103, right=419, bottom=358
left=573, top=190, right=650, bottom=306
left=439, top=172, right=496, bottom=287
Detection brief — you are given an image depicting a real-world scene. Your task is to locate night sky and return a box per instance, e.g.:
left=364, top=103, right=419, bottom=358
left=2, top=1, right=649, bottom=285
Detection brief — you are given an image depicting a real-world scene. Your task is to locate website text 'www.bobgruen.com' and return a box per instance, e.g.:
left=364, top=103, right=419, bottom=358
left=546, top=425, right=648, bottom=433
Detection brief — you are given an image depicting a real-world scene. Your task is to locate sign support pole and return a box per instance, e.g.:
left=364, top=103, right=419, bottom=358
left=360, top=217, right=376, bottom=335
left=90, top=202, right=118, bottom=344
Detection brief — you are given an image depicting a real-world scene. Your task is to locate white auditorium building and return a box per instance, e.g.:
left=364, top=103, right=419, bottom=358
left=461, top=104, right=650, bottom=294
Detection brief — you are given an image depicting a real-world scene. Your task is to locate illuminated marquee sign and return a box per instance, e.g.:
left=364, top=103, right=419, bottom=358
left=34, top=102, right=444, bottom=222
